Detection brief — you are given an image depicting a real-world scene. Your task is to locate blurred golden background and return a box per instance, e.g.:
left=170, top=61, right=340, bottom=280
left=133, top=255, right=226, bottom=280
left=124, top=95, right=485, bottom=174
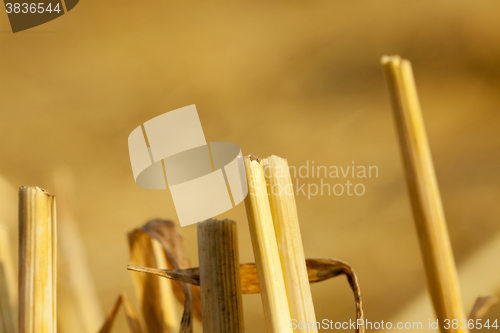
left=1, top=1, right=499, bottom=332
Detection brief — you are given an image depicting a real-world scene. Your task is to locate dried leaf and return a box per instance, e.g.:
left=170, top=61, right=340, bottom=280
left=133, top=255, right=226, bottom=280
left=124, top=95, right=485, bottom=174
left=139, top=219, right=201, bottom=333
left=128, top=230, right=179, bottom=333
left=128, top=265, right=200, bottom=287
left=122, top=294, right=146, bottom=333
left=469, top=295, right=499, bottom=320
left=98, top=294, right=143, bottom=333
left=129, top=258, right=364, bottom=333
left=306, top=259, right=364, bottom=333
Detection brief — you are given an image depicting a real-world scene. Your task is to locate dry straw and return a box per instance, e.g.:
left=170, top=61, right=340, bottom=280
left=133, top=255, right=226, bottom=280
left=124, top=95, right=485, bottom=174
left=129, top=161, right=365, bottom=332
left=382, top=55, right=468, bottom=333
left=469, top=296, right=499, bottom=321
left=18, top=186, right=57, bottom=333
left=197, top=219, right=244, bottom=333
left=262, top=155, right=318, bottom=333
left=243, top=155, right=292, bottom=333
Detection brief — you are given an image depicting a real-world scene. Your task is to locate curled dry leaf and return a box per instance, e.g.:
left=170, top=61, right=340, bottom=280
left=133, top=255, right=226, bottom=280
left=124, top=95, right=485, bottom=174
left=98, top=294, right=143, bottom=333
left=128, top=229, right=179, bottom=333
left=138, top=219, right=201, bottom=333
left=307, top=258, right=364, bottom=333
left=129, top=258, right=364, bottom=333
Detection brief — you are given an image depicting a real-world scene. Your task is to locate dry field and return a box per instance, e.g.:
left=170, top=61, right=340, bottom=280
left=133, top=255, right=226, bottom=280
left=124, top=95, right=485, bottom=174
left=1, top=1, right=499, bottom=331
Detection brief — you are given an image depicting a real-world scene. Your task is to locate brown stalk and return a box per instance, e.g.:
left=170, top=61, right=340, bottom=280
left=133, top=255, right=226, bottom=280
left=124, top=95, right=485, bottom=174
left=197, top=219, right=244, bottom=333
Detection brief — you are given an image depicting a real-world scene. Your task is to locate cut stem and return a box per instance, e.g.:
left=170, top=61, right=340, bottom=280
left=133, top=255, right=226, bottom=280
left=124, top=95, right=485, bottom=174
left=244, top=155, right=292, bottom=333
left=18, top=186, right=57, bottom=333
left=197, top=219, right=244, bottom=333
left=382, top=55, right=468, bottom=333
left=263, top=155, right=318, bottom=333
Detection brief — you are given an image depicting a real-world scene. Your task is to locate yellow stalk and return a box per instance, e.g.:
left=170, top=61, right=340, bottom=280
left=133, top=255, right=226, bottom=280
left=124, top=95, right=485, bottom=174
left=382, top=55, right=468, bottom=333
left=262, top=155, right=318, bottom=332
left=18, top=186, right=57, bottom=333
left=244, top=155, right=292, bottom=333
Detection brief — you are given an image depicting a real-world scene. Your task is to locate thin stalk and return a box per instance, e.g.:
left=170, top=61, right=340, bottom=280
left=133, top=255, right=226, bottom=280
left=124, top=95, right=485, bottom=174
left=382, top=55, right=468, bottom=333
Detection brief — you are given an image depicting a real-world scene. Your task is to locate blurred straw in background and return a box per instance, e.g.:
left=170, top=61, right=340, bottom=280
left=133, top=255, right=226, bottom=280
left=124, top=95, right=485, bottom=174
left=52, top=167, right=103, bottom=333
left=98, top=293, right=143, bottom=333
left=0, top=224, right=16, bottom=333
left=383, top=232, right=500, bottom=333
